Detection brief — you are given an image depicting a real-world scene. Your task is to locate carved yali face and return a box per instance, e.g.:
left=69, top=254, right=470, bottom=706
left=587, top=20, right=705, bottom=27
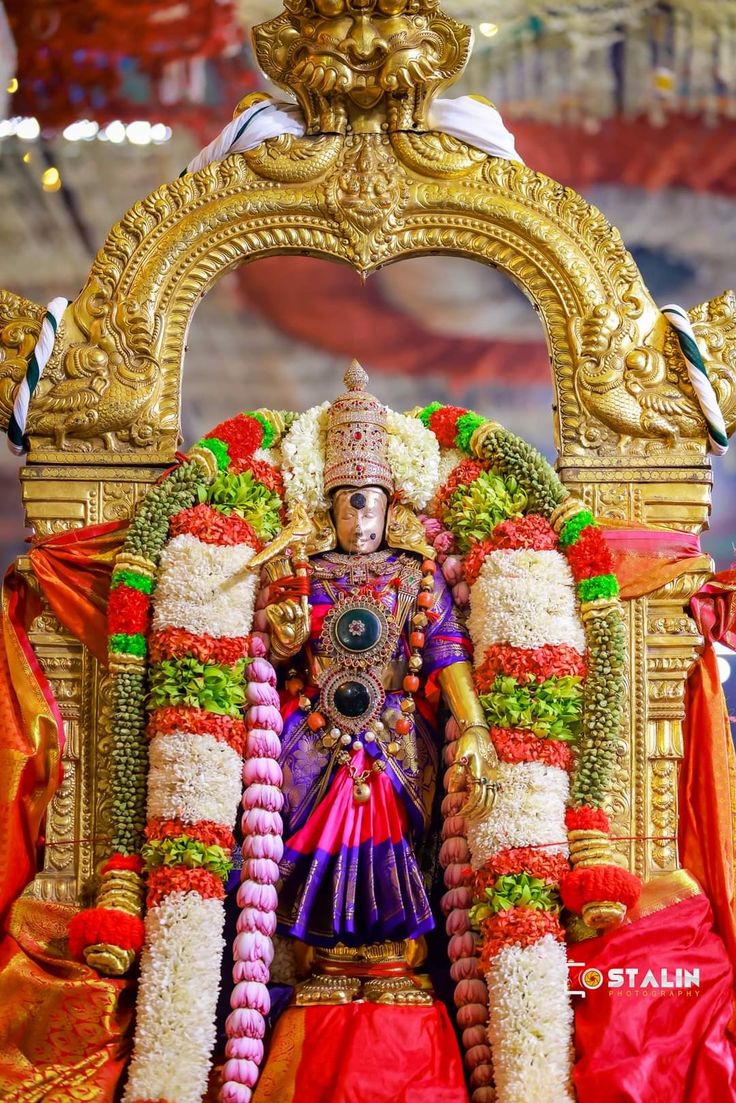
left=255, top=0, right=470, bottom=123
left=295, top=0, right=440, bottom=108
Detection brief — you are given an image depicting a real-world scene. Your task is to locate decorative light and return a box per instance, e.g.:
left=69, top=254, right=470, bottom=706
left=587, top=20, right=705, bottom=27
left=62, top=119, right=99, bottom=141
left=126, top=120, right=152, bottom=145
left=16, top=117, right=41, bottom=141
left=41, top=166, right=61, bottom=192
left=479, top=22, right=499, bottom=37
left=150, top=123, right=173, bottom=144
left=22, top=151, right=31, bottom=163
left=6, top=77, right=18, bottom=94
left=102, top=120, right=126, bottom=143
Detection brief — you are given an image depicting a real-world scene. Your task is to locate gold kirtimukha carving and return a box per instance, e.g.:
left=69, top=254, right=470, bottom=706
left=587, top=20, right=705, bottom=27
left=0, top=0, right=732, bottom=915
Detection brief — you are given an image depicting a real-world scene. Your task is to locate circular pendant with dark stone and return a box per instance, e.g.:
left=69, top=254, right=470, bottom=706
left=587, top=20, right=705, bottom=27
left=335, top=606, right=383, bottom=653
left=318, top=667, right=385, bottom=735
left=321, top=593, right=395, bottom=670
left=333, top=678, right=371, bottom=717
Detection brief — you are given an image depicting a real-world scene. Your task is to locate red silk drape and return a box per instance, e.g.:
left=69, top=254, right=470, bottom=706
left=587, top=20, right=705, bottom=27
left=573, top=888, right=736, bottom=1103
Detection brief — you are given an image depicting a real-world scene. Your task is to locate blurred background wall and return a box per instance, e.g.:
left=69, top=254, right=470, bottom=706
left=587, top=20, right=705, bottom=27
left=0, top=0, right=734, bottom=707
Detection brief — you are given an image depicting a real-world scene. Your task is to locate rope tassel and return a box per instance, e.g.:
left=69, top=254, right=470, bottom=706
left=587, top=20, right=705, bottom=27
left=7, top=296, right=68, bottom=455
left=662, top=303, right=729, bottom=456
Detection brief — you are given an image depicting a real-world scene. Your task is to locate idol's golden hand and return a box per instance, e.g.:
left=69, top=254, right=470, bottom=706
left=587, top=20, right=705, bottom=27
left=451, top=725, right=501, bottom=821
left=265, top=598, right=310, bottom=661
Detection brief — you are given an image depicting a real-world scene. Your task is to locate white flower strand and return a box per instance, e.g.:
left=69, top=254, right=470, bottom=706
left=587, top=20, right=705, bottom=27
left=466, top=761, right=569, bottom=869
left=147, top=732, right=244, bottom=825
left=123, top=893, right=227, bottom=1103
left=485, top=937, right=575, bottom=1103
left=468, top=550, right=585, bottom=656
left=282, top=401, right=330, bottom=514
left=386, top=409, right=440, bottom=509
left=152, top=534, right=257, bottom=637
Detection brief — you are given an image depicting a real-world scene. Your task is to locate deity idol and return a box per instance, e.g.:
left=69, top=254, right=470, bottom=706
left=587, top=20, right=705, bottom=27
left=259, top=368, right=494, bottom=934
left=249, top=363, right=497, bottom=1031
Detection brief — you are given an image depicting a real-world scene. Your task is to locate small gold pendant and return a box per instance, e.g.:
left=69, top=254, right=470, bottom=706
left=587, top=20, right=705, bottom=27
left=353, top=780, right=371, bottom=804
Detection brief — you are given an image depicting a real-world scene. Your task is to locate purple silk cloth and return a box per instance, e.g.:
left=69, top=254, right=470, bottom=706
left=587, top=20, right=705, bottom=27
left=276, top=552, right=470, bottom=946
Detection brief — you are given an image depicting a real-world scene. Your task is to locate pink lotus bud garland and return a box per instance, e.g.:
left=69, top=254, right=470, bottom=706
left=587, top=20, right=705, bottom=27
left=221, top=652, right=282, bottom=1103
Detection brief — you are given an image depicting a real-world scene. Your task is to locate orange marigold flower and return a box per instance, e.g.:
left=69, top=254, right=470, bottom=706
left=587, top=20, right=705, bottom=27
left=149, top=627, right=251, bottom=665
left=146, top=867, right=225, bottom=907
left=474, top=644, right=587, bottom=689
left=490, top=727, right=574, bottom=771
left=479, top=908, right=564, bottom=968
left=170, top=503, right=261, bottom=548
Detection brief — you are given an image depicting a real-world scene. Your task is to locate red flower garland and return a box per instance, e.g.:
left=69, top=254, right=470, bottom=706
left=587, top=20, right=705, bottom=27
left=565, top=806, right=611, bottom=833
left=474, top=643, right=587, bottom=689
left=462, top=538, right=496, bottom=585
left=491, top=514, right=558, bottom=551
left=145, top=818, right=235, bottom=851
left=232, top=458, right=285, bottom=500
left=206, top=415, right=264, bottom=466
left=475, top=847, right=570, bottom=889
left=560, top=865, right=641, bottom=913
left=68, top=907, right=146, bottom=958
left=149, top=627, right=252, bottom=665
left=107, top=586, right=150, bottom=635
left=146, top=866, right=225, bottom=907
left=434, top=459, right=487, bottom=513
left=479, top=908, right=564, bottom=969
left=490, top=727, right=574, bottom=771
left=564, top=524, right=614, bottom=582
left=429, top=405, right=470, bottom=447
left=147, top=706, right=248, bottom=755
left=169, top=503, right=261, bottom=549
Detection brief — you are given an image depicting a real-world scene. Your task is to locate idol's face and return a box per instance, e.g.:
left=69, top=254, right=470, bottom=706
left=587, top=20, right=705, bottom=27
left=332, top=486, right=388, bottom=554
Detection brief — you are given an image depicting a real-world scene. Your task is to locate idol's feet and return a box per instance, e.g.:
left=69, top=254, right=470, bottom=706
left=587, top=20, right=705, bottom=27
left=294, top=973, right=362, bottom=1005
left=361, top=976, right=434, bottom=1005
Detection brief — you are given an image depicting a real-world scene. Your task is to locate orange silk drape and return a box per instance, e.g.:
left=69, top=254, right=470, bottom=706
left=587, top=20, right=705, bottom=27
left=28, top=521, right=127, bottom=665
left=682, top=568, right=736, bottom=962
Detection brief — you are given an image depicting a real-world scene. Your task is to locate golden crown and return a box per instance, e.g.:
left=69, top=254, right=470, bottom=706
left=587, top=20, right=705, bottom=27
left=323, top=361, right=394, bottom=496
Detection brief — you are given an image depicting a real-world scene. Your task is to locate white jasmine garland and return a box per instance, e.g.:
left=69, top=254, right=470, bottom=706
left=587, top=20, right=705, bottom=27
left=152, top=534, right=257, bottom=638
left=467, top=551, right=585, bottom=656
left=253, top=445, right=282, bottom=468
left=147, top=732, right=243, bottom=826
left=485, top=936, right=574, bottom=1103
left=123, top=892, right=226, bottom=1103
left=386, top=409, right=440, bottom=509
left=435, top=447, right=467, bottom=494
left=466, top=761, right=569, bottom=868
left=281, top=401, right=330, bottom=514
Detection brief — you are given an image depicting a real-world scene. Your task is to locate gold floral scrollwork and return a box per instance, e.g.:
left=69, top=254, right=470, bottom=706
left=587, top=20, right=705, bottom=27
left=328, top=135, right=410, bottom=264
left=25, top=278, right=164, bottom=452
left=251, top=0, right=472, bottom=135
left=0, top=291, right=46, bottom=434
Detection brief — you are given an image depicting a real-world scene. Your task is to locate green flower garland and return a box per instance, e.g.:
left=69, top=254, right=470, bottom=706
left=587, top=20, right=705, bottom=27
left=478, top=675, right=584, bottom=742
left=109, top=461, right=208, bottom=855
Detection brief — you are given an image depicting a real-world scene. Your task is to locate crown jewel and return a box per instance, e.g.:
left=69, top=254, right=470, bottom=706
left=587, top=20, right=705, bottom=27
left=323, top=361, right=394, bottom=496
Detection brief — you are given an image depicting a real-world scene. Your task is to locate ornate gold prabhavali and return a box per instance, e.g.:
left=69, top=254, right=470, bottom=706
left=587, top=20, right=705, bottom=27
left=0, top=0, right=734, bottom=905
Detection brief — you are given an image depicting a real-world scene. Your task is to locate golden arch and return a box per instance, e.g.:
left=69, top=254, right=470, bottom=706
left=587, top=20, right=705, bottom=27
left=0, top=90, right=734, bottom=904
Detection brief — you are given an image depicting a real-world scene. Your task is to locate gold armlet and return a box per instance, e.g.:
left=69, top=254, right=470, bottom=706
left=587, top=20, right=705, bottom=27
left=438, top=661, right=487, bottom=732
